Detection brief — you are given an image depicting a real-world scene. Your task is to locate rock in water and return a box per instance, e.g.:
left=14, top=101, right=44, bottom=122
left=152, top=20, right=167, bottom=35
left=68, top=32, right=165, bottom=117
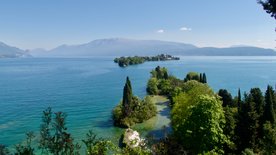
left=123, top=128, right=145, bottom=148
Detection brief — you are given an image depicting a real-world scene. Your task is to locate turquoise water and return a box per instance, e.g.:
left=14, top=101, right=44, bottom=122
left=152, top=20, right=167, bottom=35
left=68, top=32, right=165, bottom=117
left=1, top=56, right=276, bottom=147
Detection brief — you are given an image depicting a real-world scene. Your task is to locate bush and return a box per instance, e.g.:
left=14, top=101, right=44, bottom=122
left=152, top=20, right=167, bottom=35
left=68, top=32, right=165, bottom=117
left=112, top=96, right=157, bottom=128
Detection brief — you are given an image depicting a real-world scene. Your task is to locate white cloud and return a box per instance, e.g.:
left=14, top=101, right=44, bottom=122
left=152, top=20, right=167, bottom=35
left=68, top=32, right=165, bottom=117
left=156, top=29, right=164, bottom=33
left=180, top=27, right=192, bottom=31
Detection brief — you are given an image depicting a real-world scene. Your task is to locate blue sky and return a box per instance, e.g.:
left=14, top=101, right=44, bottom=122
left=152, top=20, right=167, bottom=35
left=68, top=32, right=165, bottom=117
left=0, top=0, right=275, bottom=49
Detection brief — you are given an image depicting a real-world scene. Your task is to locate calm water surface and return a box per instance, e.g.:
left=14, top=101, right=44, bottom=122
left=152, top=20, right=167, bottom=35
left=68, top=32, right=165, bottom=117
left=1, top=56, right=276, bottom=147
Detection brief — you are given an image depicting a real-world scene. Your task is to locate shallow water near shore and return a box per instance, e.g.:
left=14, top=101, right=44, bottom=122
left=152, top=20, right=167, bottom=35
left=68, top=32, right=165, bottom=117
left=1, top=56, right=276, bottom=149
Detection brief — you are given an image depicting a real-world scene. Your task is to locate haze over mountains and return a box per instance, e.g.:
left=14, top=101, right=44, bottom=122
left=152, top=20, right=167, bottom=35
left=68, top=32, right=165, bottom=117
left=0, top=42, right=30, bottom=58
left=1, top=38, right=276, bottom=58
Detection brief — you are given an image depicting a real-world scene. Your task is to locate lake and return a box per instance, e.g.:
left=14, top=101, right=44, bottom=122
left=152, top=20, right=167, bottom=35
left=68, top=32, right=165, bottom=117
left=1, top=56, right=276, bottom=148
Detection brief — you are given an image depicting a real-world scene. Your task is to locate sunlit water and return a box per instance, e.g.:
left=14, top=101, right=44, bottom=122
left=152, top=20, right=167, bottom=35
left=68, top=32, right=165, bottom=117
left=1, top=56, right=276, bottom=149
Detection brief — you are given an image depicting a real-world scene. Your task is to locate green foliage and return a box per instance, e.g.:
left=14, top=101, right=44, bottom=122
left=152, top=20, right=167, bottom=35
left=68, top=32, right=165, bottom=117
left=39, top=107, right=80, bottom=155
left=241, top=148, right=256, bottom=155
left=113, top=77, right=157, bottom=127
left=223, top=106, right=238, bottom=153
left=184, top=72, right=199, bottom=82
left=114, top=56, right=145, bottom=67
left=264, top=85, right=276, bottom=124
left=15, top=132, right=35, bottom=155
left=202, top=73, right=207, bottom=83
left=122, top=76, right=133, bottom=117
left=218, top=89, right=233, bottom=107
left=258, top=0, right=276, bottom=19
left=171, top=81, right=228, bottom=154
left=146, top=78, right=158, bottom=95
left=120, top=146, right=151, bottom=155
left=184, top=72, right=207, bottom=83
left=172, top=95, right=228, bottom=154
left=147, top=67, right=188, bottom=104
left=262, top=122, right=276, bottom=154
left=113, top=96, right=157, bottom=128
left=82, top=130, right=117, bottom=155
left=150, top=66, right=169, bottom=80
left=236, top=93, right=260, bottom=152
left=0, top=144, right=9, bottom=155
left=114, top=54, right=179, bottom=67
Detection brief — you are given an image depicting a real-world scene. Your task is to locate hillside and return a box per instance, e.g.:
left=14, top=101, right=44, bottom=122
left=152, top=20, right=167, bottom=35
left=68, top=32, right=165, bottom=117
left=0, top=42, right=30, bottom=58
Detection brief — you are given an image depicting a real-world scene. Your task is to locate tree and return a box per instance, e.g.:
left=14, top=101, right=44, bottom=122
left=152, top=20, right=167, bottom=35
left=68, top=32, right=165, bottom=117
left=202, top=73, right=207, bottom=83
left=250, top=88, right=265, bottom=115
left=146, top=78, right=158, bottom=95
left=0, top=144, right=9, bottom=155
left=82, top=130, right=117, bottom=155
left=39, top=108, right=80, bottom=155
left=238, top=88, right=242, bottom=107
left=262, top=122, right=276, bottom=154
left=258, top=0, right=276, bottom=19
left=184, top=72, right=200, bottom=82
left=199, top=73, right=203, bottom=83
left=122, top=76, right=133, bottom=117
left=250, top=88, right=265, bottom=141
left=218, top=89, right=233, bottom=107
left=223, top=106, right=238, bottom=153
left=15, top=132, right=35, bottom=155
left=172, top=94, right=229, bottom=154
left=264, top=85, right=276, bottom=124
left=113, top=76, right=157, bottom=127
left=236, top=93, right=260, bottom=152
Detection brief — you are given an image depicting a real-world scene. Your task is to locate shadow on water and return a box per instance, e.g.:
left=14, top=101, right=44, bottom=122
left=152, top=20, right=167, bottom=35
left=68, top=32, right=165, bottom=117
left=156, top=100, right=171, bottom=118
left=94, top=119, right=114, bottom=128
left=158, top=106, right=170, bottom=118
left=146, top=125, right=172, bottom=141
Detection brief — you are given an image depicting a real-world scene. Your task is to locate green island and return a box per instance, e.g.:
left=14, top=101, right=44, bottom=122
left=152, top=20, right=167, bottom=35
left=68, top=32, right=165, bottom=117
left=113, top=54, right=180, bottom=67
left=2, top=66, right=276, bottom=155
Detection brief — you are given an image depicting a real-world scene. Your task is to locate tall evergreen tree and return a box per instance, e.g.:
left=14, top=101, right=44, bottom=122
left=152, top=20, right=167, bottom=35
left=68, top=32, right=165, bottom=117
left=218, top=89, right=233, bottom=107
left=122, top=76, right=133, bottom=117
left=249, top=88, right=265, bottom=146
left=264, top=85, right=276, bottom=124
left=164, top=70, right=169, bottom=80
left=250, top=88, right=265, bottom=115
left=199, top=73, right=203, bottom=83
left=236, top=93, right=259, bottom=152
left=238, top=88, right=241, bottom=108
left=155, top=66, right=163, bottom=79
left=126, top=76, right=132, bottom=91
left=202, top=73, right=207, bottom=83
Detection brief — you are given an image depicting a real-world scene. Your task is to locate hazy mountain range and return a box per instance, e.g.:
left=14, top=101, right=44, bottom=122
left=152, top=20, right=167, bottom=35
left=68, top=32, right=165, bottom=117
left=0, top=42, right=31, bottom=58
left=1, top=38, right=276, bottom=58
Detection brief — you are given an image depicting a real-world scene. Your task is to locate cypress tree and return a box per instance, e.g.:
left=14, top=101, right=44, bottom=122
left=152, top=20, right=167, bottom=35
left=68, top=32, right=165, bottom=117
left=264, top=85, right=275, bottom=124
left=199, top=73, right=202, bottom=83
left=164, top=70, right=169, bottom=80
left=250, top=88, right=264, bottom=115
left=238, top=88, right=241, bottom=108
left=155, top=66, right=162, bottom=79
left=122, top=76, right=133, bottom=117
left=126, top=76, right=132, bottom=91
left=250, top=88, right=265, bottom=143
left=236, top=93, right=259, bottom=152
left=202, top=73, right=207, bottom=83
left=218, top=89, right=233, bottom=107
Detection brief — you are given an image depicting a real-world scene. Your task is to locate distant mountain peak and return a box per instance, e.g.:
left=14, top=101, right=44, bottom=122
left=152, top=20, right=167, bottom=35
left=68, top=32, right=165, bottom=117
left=0, top=41, right=30, bottom=58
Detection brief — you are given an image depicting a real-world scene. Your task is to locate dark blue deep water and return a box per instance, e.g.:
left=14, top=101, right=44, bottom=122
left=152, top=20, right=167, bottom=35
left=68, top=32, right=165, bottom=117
left=1, top=56, right=276, bottom=147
